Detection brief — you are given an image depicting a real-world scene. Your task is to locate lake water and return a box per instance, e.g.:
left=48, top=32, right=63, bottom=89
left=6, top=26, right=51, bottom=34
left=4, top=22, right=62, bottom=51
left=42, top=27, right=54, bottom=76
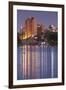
left=17, top=45, right=58, bottom=80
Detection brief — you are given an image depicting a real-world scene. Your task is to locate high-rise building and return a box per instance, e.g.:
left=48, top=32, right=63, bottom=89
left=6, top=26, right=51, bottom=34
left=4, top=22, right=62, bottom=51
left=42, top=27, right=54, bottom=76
left=22, top=17, right=37, bottom=38
left=37, top=24, right=42, bottom=36
left=25, top=18, right=31, bottom=38
left=37, top=24, right=45, bottom=36
left=20, top=17, right=45, bottom=40
left=41, top=24, right=45, bottom=33
left=31, top=17, right=37, bottom=37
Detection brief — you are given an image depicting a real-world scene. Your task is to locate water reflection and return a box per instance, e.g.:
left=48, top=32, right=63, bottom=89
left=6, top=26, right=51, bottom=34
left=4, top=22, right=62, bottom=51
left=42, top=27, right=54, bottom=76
left=17, top=45, right=58, bottom=80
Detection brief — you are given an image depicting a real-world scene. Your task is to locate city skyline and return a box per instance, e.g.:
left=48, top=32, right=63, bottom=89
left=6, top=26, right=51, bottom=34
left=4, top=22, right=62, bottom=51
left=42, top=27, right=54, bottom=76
left=19, top=17, right=45, bottom=40
left=17, top=10, right=58, bottom=33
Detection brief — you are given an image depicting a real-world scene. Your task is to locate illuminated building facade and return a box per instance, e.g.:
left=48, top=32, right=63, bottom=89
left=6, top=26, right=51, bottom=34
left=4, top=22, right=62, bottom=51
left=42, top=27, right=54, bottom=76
left=20, top=17, right=45, bottom=40
left=31, top=17, right=37, bottom=37
left=37, top=24, right=45, bottom=36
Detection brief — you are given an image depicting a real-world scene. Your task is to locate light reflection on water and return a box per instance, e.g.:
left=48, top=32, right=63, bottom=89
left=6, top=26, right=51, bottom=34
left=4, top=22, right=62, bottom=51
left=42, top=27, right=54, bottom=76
left=17, top=45, right=58, bottom=80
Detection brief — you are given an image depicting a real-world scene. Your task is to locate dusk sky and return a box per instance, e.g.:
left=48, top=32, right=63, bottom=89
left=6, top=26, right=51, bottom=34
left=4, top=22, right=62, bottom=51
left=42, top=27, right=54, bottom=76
left=17, top=10, right=58, bottom=32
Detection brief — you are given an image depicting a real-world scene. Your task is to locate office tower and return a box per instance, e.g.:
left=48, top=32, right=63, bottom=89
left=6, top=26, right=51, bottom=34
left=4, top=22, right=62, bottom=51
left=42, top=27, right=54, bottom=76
left=25, top=18, right=31, bottom=38
left=24, top=17, right=37, bottom=38
left=37, top=24, right=42, bottom=36
left=41, top=24, right=45, bottom=33
left=31, top=17, right=37, bottom=37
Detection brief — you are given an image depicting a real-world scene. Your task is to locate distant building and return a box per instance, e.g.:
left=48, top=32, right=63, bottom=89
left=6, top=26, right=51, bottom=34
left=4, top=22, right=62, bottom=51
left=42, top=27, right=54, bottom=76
left=37, top=24, right=42, bottom=36
left=48, top=25, right=57, bottom=32
left=37, top=24, right=45, bottom=35
left=41, top=24, right=46, bottom=33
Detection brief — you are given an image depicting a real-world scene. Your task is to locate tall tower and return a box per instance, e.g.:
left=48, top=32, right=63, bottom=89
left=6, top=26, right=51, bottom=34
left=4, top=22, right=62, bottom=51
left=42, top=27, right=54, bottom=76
left=21, top=17, right=37, bottom=39
left=25, top=18, right=31, bottom=38
left=41, top=24, right=45, bottom=33
left=31, top=17, right=37, bottom=37
left=37, top=24, right=42, bottom=36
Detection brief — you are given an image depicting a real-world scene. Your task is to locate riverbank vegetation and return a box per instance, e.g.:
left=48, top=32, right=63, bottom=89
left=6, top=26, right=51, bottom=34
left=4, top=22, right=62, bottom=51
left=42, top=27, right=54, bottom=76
left=17, top=30, right=57, bottom=46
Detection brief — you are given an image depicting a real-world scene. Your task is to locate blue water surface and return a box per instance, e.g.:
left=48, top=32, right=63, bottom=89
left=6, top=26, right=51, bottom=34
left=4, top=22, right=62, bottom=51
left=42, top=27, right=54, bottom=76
left=17, top=45, right=58, bottom=80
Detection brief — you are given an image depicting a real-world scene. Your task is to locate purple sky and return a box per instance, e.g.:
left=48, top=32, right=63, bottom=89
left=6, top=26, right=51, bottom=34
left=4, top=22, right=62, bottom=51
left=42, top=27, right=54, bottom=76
left=17, top=10, right=58, bottom=32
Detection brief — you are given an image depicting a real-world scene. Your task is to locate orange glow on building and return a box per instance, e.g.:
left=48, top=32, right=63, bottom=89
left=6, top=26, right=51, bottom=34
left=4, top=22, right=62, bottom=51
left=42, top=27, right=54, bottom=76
left=19, top=32, right=32, bottom=40
left=19, top=17, right=45, bottom=40
left=19, top=17, right=37, bottom=40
